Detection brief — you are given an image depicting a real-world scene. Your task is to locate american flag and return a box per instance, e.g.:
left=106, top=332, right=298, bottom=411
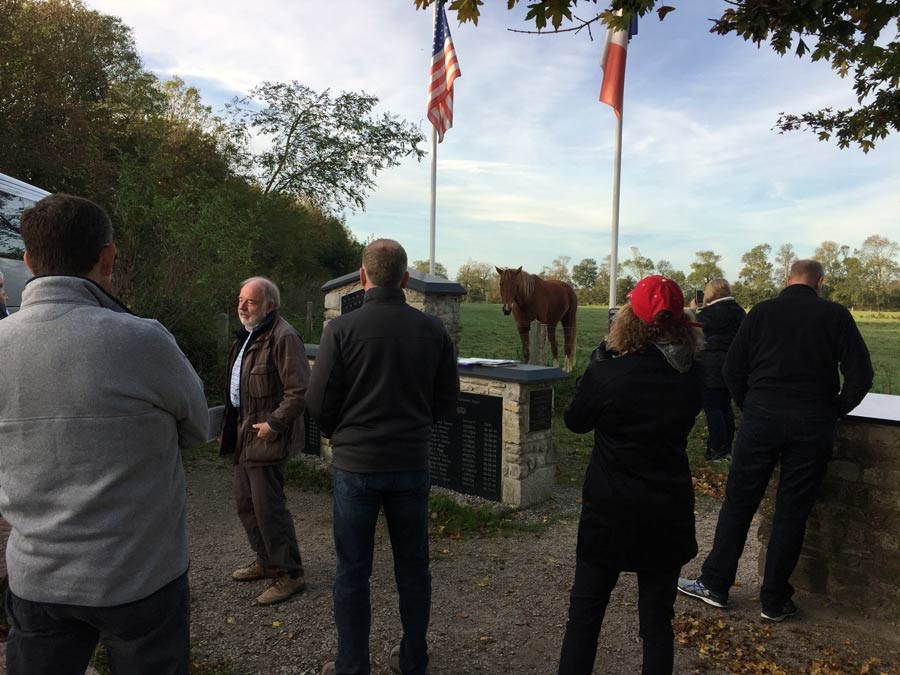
left=427, top=2, right=461, bottom=143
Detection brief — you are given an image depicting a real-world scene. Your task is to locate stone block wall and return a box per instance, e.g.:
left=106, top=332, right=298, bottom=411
left=459, top=374, right=554, bottom=508
left=757, top=419, right=900, bottom=618
left=322, top=283, right=462, bottom=348
left=405, top=288, right=462, bottom=348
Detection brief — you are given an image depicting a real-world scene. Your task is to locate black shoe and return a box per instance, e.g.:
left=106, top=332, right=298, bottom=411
left=761, top=599, right=798, bottom=622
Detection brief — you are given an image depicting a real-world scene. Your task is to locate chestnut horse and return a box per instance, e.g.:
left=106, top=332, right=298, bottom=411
left=495, top=267, right=578, bottom=372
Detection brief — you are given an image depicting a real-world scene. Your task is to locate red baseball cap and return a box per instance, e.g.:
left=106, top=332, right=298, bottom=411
left=626, top=275, right=702, bottom=327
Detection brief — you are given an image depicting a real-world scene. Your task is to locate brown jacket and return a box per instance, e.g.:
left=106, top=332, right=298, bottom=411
left=219, top=312, right=310, bottom=465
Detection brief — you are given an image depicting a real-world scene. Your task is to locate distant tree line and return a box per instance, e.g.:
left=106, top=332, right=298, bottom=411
left=454, top=236, right=900, bottom=310
left=1, top=0, right=424, bottom=387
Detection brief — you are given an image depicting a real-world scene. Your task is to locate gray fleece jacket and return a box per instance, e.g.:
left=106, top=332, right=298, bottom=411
left=0, top=276, right=209, bottom=606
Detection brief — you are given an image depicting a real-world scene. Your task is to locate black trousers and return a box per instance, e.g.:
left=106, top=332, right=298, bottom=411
left=5, top=572, right=189, bottom=675
left=558, top=557, right=679, bottom=675
left=234, top=461, right=303, bottom=576
left=699, top=404, right=836, bottom=612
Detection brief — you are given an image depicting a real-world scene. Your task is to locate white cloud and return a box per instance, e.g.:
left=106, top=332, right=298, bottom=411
left=85, top=0, right=900, bottom=283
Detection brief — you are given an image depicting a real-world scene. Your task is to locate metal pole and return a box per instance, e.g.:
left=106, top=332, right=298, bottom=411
left=428, top=1, right=438, bottom=276
left=429, top=127, right=437, bottom=275
left=608, top=111, right=623, bottom=310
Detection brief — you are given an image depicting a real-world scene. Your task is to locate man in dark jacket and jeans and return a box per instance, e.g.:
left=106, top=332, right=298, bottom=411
left=678, top=259, right=873, bottom=622
left=307, top=239, right=459, bottom=675
left=219, top=276, right=310, bottom=606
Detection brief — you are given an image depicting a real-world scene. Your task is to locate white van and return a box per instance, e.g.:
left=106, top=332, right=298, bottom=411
left=0, top=173, right=51, bottom=313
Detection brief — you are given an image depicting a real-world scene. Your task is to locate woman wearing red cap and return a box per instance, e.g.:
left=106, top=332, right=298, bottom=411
left=558, top=275, right=704, bottom=675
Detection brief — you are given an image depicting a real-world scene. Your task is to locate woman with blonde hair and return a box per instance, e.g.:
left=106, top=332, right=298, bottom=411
left=692, top=279, right=746, bottom=461
left=558, top=276, right=704, bottom=675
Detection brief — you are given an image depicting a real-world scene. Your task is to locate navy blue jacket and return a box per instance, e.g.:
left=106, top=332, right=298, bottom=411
left=723, top=284, right=873, bottom=416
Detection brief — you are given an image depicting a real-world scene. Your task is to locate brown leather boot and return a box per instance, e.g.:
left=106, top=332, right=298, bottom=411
left=231, top=561, right=278, bottom=581
left=255, top=573, right=307, bottom=605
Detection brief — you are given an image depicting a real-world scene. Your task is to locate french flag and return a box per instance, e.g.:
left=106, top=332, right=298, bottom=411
left=599, top=14, right=638, bottom=118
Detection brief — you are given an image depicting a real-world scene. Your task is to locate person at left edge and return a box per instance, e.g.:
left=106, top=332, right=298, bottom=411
left=219, top=276, right=310, bottom=606
left=0, top=194, right=209, bottom=675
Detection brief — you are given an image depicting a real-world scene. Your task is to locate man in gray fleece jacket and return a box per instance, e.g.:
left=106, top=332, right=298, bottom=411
left=0, top=194, right=209, bottom=675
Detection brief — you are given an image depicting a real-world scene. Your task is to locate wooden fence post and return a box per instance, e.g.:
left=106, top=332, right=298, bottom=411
left=529, top=320, right=548, bottom=366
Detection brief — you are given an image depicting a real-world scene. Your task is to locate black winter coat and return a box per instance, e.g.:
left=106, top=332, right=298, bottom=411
left=696, top=298, right=746, bottom=389
left=565, top=348, right=703, bottom=572
left=306, top=286, right=459, bottom=473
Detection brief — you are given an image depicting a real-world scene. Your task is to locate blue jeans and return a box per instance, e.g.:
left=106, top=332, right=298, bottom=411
left=332, top=468, right=431, bottom=675
left=5, top=572, right=189, bottom=675
left=702, top=388, right=735, bottom=459
left=699, top=404, right=837, bottom=612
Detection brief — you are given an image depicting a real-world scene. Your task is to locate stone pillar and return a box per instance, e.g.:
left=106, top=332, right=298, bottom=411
left=457, top=375, right=556, bottom=507
left=320, top=269, right=465, bottom=348
left=756, top=397, right=900, bottom=618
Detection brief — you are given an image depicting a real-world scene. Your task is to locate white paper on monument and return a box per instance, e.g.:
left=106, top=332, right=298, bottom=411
left=457, top=357, right=520, bottom=367
left=846, top=393, right=900, bottom=424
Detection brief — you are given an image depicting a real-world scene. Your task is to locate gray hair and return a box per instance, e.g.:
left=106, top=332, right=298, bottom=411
left=241, top=276, right=281, bottom=309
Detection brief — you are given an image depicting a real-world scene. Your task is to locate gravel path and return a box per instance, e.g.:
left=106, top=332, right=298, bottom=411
left=181, top=454, right=900, bottom=675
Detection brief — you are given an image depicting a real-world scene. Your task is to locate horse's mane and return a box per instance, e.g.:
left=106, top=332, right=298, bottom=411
left=516, top=270, right=538, bottom=299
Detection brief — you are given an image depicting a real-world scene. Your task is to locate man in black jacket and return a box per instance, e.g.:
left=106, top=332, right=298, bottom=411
left=678, top=260, right=873, bottom=622
left=307, top=239, right=459, bottom=675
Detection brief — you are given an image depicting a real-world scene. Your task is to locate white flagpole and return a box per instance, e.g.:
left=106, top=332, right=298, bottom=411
left=429, top=127, right=437, bottom=275
left=428, top=0, right=438, bottom=276
left=608, top=109, right=623, bottom=310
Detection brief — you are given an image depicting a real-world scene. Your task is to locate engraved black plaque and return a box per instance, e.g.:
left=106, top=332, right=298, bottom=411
left=529, top=388, right=553, bottom=432
left=429, top=392, right=502, bottom=501
left=340, top=289, right=365, bottom=314
left=303, top=414, right=321, bottom=456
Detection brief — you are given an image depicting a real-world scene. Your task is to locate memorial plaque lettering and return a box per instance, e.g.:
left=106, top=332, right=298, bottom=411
left=429, top=392, right=502, bottom=501
left=340, top=289, right=365, bottom=314
left=529, top=388, right=553, bottom=432
left=303, top=414, right=321, bottom=456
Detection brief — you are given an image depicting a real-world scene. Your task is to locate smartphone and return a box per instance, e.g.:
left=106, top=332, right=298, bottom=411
left=695, top=289, right=704, bottom=306
left=607, top=307, right=619, bottom=331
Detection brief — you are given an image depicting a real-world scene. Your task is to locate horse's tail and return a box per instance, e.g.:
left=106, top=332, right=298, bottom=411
left=563, top=286, right=578, bottom=373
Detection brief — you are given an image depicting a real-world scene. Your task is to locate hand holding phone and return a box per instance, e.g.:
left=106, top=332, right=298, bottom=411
left=694, top=289, right=704, bottom=306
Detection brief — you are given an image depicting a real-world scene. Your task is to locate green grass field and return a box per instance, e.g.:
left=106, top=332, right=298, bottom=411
left=458, top=304, right=900, bottom=490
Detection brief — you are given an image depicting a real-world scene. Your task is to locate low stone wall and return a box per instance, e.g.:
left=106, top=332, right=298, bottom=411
left=757, top=418, right=900, bottom=618
left=459, top=374, right=554, bottom=507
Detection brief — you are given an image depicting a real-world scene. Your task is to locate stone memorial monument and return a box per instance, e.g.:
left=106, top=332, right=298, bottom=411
left=305, top=269, right=568, bottom=507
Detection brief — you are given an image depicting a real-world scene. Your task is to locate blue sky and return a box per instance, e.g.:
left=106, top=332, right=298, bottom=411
left=86, top=0, right=899, bottom=282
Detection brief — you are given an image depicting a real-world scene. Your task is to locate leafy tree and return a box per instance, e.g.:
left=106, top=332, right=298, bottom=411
left=856, top=234, right=900, bottom=309
left=571, top=258, right=598, bottom=291
left=831, top=254, right=870, bottom=308
left=688, top=250, right=724, bottom=289
left=1, top=0, right=368, bottom=387
left=773, top=243, right=797, bottom=284
left=418, top=0, right=900, bottom=150
left=412, top=259, right=449, bottom=278
left=456, top=260, right=498, bottom=303
left=738, top=243, right=776, bottom=305
left=226, top=81, right=426, bottom=212
left=0, top=0, right=164, bottom=196
left=657, top=259, right=689, bottom=296
left=622, top=246, right=654, bottom=280
left=541, top=255, right=572, bottom=283
left=815, top=240, right=851, bottom=300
